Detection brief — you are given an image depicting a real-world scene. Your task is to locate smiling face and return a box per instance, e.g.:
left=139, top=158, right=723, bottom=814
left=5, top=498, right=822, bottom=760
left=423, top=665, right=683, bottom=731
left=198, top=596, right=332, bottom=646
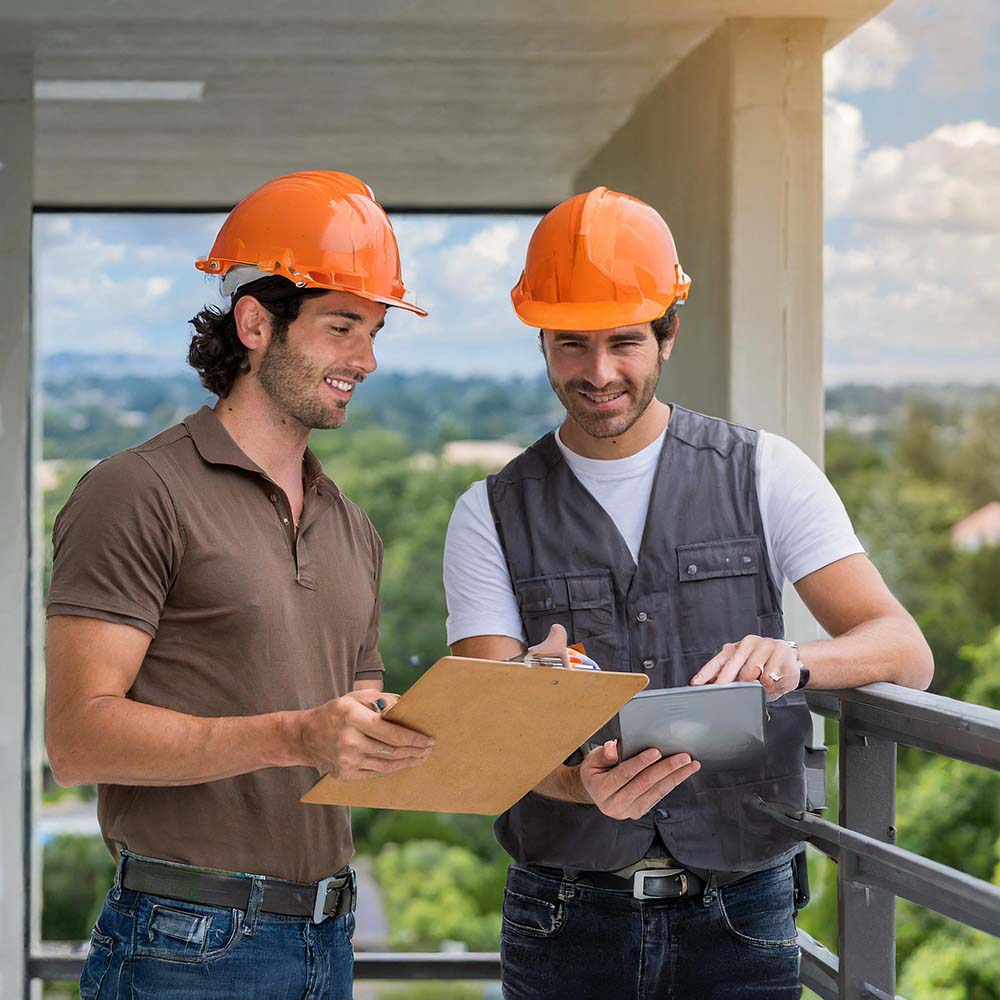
left=253, top=290, right=385, bottom=430
left=542, top=323, right=670, bottom=440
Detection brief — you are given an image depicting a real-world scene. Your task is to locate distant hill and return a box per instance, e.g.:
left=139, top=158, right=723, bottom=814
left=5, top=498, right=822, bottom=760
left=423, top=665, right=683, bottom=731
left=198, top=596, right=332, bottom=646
left=40, top=353, right=998, bottom=462
left=40, top=358, right=564, bottom=460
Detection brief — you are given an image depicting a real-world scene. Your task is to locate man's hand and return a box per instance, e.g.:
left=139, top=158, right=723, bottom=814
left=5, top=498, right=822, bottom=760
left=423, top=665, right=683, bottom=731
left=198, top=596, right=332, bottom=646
left=297, top=689, right=435, bottom=779
left=578, top=741, right=700, bottom=820
left=523, top=623, right=571, bottom=667
left=690, top=635, right=800, bottom=701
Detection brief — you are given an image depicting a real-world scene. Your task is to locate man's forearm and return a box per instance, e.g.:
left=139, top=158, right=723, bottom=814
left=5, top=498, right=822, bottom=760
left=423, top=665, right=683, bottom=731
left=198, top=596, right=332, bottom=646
left=801, top=614, right=933, bottom=690
left=534, top=763, right=591, bottom=804
left=49, top=696, right=307, bottom=787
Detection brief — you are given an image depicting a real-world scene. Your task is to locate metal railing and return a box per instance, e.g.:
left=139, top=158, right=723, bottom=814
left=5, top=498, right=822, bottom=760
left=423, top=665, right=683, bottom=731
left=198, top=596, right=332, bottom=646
left=28, top=684, right=1000, bottom=999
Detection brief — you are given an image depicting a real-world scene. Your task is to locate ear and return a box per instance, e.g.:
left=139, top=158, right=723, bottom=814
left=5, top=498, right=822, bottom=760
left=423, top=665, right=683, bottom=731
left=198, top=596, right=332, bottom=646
left=658, top=313, right=679, bottom=363
left=233, top=296, right=272, bottom=357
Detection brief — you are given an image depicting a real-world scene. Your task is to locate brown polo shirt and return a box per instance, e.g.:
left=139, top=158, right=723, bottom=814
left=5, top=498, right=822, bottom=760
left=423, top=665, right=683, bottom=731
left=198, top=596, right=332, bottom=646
left=47, top=405, right=384, bottom=882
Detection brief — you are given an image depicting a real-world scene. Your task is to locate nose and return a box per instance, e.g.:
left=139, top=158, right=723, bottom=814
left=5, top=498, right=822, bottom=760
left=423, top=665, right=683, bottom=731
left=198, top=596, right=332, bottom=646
left=583, top=347, right=615, bottom=389
left=352, top=334, right=378, bottom=376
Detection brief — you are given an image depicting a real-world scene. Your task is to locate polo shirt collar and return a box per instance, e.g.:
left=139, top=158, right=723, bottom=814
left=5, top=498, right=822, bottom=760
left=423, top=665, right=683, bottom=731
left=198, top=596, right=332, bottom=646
left=183, top=406, right=340, bottom=498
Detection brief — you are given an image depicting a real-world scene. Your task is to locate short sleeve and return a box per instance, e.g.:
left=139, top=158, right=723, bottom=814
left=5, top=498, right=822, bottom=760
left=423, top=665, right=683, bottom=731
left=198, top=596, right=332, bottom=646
left=354, top=521, right=386, bottom=681
left=47, top=451, right=185, bottom=637
left=444, top=481, right=526, bottom=646
left=757, top=431, right=866, bottom=589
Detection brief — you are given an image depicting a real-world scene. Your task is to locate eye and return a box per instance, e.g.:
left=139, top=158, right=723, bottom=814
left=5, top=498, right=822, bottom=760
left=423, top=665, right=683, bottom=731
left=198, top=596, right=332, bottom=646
left=328, top=326, right=350, bottom=335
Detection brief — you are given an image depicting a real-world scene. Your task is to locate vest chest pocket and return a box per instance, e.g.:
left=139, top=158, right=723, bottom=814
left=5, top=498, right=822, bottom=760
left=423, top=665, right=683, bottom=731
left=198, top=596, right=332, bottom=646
left=675, top=537, right=764, bottom=651
left=514, top=570, right=616, bottom=651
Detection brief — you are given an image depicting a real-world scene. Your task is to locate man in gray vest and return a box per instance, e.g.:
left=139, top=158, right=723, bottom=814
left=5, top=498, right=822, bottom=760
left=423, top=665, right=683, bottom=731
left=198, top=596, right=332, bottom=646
left=443, top=187, right=933, bottom=999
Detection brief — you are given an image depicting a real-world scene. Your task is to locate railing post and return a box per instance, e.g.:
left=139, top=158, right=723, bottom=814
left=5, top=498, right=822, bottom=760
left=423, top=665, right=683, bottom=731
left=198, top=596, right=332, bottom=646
left=838, top=708, right=897, bottom=999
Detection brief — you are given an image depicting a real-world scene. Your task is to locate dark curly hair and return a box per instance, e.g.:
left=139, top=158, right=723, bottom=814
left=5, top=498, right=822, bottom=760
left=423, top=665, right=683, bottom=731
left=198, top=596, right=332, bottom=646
left=650, top=306, right=679, bottom=347
left=187, top=276, right=327, bottom=397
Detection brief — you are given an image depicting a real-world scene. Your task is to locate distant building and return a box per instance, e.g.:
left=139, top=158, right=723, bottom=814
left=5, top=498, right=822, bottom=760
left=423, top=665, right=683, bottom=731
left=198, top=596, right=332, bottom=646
left=442, top=440, right=524, bottom=471
left=951, top=502, right=1000, bottom=552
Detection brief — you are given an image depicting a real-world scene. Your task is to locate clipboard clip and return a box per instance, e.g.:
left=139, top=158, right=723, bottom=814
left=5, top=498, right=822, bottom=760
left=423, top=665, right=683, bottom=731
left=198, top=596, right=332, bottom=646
left=522, top=652, right=602, bottom=671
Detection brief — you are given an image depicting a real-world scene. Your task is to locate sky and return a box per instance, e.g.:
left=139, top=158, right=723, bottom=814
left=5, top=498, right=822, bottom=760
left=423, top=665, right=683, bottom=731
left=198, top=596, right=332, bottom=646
left=33, top=0, right=1000, bottom=386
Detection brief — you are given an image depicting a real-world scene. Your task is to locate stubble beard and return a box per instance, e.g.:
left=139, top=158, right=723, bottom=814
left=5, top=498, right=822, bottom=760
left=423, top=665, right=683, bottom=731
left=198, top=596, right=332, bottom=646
left=550, top=362, right=662, bottom=440
left=256, top=336, right=347, bottom=431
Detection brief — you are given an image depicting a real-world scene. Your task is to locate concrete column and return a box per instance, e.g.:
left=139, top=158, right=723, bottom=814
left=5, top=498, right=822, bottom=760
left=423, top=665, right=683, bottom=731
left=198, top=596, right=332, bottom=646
left=576, top=19, right=826, bottom=640
left=0, top=48, right=35, bottom=999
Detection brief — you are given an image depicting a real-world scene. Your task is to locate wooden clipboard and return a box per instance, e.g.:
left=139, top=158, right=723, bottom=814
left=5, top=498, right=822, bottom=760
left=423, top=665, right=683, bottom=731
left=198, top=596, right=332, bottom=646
left=301, top=656, right=648, bottom=814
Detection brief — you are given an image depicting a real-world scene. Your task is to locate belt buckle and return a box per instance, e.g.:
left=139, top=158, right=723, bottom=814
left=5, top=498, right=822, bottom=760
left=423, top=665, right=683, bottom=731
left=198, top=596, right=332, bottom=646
left=312, top=869, right=356, bottom=924
left=312, top=875, right=337, bottom=924
left=632, top=867, right=686, bottom=901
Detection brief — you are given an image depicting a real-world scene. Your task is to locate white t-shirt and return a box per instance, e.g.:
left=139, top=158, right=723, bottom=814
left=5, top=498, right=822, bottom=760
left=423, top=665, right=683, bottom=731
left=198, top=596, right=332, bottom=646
left=444, top=425, right=864, bottom=646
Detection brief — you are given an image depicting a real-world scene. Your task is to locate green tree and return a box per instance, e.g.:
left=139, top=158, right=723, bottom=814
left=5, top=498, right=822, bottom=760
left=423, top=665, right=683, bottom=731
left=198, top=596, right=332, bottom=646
left=42, top=835, right=116, bottom=940
left=949, top=398, right=1000, bottom=509
left=374, top=840, right=506, bottom=951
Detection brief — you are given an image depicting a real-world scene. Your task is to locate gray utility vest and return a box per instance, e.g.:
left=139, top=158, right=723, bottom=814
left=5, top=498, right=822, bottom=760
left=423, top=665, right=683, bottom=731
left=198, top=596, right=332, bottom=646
left=487, top=405, right=812, bottom=875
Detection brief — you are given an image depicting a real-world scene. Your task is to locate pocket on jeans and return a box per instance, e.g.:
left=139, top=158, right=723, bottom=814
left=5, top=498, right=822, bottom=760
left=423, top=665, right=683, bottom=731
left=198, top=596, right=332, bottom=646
left=502, top=889, right=566, bottom=939
left=717, top=863, right=799, bottom=949
left=136, top=898, right=242, bottom=963
left=79, top=926, right=114, bottom=1000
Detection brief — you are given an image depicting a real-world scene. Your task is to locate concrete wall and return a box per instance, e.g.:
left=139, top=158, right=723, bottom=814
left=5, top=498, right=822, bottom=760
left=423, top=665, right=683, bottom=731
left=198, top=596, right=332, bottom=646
left=0, top=50, right=34, bottom=999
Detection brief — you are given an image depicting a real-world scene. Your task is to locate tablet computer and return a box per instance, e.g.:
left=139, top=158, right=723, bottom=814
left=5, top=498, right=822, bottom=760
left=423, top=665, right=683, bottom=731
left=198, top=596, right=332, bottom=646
left=618, top=682, right=767, bottom=769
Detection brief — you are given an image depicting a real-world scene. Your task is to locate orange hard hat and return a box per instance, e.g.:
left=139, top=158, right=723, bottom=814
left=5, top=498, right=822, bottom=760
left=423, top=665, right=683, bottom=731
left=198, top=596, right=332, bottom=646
left=511, top=187, right=690, bottom=331
left=195, top=171, right=426, bottom=316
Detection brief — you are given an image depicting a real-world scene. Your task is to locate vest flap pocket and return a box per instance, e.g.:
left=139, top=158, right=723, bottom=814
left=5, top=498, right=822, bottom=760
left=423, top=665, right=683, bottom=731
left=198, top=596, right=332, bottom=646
left=514, top=571, right=613, bottom=614
left=565, top=571, right=613, bottom=610
left=515, top=577, right=563, bottom=614
left=677, top=537, right=761, bottom=582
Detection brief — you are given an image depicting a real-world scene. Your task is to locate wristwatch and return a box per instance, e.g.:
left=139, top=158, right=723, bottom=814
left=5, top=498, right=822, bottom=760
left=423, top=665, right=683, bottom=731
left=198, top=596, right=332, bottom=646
left=785, top=641, right=810, bottom=690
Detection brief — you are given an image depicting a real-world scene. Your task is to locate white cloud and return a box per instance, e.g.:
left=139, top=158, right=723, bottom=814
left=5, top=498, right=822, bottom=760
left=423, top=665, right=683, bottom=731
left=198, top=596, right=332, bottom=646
left=825, top=109, right=1000, bottom=383
left=438, top=221, right=531, bottom=305
left=824, top=98, right=866, bottom=217
left=392, top=217, right=450, bottom=254
left=825, top=17, right=912, bottom=94
left=848, top=121, right=1000, bottom=230
left=882, top=0, right=1000, bottom=97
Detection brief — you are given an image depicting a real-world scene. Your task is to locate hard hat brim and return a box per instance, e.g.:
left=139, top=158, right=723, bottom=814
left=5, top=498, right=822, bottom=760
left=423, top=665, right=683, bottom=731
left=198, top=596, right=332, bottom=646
left=511, top=295, right=673, bottom=332
left=195, top=257, right=428, bottom=317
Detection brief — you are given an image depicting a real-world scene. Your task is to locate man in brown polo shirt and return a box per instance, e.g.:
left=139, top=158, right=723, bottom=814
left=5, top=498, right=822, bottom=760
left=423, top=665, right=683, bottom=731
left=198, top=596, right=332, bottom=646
left=45, top=171, right=432, bottom=1000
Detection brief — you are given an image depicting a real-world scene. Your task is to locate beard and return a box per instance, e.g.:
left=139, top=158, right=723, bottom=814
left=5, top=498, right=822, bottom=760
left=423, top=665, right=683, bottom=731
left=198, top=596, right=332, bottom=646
left=256, top=335, right=352, bottom=430
left=549, top=361, right=662, bottom=440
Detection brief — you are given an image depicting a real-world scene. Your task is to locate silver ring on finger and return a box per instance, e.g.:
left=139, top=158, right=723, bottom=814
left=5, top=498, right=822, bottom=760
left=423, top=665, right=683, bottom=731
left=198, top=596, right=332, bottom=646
left=768, top=672, right=783, bottom=683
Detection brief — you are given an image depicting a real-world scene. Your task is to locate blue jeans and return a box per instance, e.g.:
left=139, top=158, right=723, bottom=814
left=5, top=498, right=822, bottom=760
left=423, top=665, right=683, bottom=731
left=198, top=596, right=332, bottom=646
left=500, top=860, right=801, bottom=1000
left=80, top=860, right=355, bottom=999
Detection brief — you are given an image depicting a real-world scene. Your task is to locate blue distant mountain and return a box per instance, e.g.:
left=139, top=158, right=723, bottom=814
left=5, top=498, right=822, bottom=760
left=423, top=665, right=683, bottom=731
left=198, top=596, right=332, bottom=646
left=43, top=351, right=189, bottom=380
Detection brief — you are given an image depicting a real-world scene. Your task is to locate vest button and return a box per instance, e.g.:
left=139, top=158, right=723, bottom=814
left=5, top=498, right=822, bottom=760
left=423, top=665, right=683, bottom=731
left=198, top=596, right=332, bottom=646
left=642, top=659, right=655, bottom=670
left=636, top=612, right=648, bottom=623
left=743, top=555, right=752, bottom=564
left=686, top=564, right=698, bottom=575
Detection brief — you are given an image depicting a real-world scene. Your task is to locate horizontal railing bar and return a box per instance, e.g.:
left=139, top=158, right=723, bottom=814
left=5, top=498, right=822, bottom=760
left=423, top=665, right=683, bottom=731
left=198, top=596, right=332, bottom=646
left=798, top=930, right=838, bottom=999
left=355, top=952, right=501, bottom=979
left=809, top=684, right=1000, bottom=770
left=761, top=802, right=1000, bottom=938
left=29, top=948, right=503, bottom=983
left=862, top=983, right=905, bottom=1000
left=804, top=690, right=843, bottom=719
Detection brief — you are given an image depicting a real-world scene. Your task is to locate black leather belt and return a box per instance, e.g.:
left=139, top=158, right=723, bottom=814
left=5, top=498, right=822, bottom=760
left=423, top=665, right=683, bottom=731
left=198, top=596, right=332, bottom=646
left=531, top=864, right=706, bottom=901
left=121, top=854, right=356, bottom=923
